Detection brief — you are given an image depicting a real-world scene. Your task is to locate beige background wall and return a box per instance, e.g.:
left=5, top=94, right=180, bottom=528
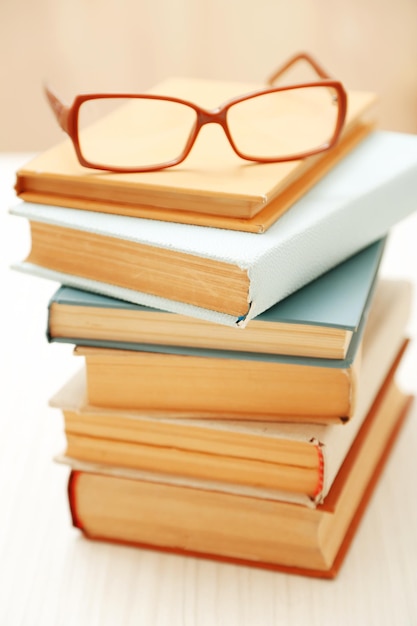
left=1, top=0, right=416, bottom=152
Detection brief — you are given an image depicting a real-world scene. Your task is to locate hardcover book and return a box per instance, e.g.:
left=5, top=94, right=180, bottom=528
left=73, top=280, right=411, bottom=422
left=14, top=76, right=376, bottom=232
left=63, top=374, right=413, bottom=578
left=11, top=131, right=417, bottom=326
left=47, top=238, right=385, bottom=360
left=51, top=327, right=408, bottom=505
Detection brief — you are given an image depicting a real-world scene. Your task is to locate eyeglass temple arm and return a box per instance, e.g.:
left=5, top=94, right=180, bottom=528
left=44, top=85, right=71, bottom=134
left=267, top=51, right=333, bottom=85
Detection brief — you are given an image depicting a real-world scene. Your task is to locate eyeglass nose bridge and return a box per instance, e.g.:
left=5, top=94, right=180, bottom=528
left=190, top=106, right=236, bottom=153
left=197, top=107, right=227, bottom=126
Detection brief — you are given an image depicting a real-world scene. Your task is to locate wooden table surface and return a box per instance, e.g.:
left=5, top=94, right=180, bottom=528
left=1, top=154, right=416, bottom=626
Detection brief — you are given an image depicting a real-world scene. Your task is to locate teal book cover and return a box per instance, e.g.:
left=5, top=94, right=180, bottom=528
left=47, top=238, right=386, bottom=367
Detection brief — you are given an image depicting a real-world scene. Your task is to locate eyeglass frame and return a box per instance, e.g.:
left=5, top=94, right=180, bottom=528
left=45, top=51, right=348, bottom=173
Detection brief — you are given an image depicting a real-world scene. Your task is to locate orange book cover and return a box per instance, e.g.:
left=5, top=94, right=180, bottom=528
left=15, top=76, right=376, bottom=233
left=66, top=379, right=413, bottom=578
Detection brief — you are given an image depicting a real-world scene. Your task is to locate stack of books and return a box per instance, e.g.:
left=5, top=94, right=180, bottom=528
left=10, top=71, right=417, bottom=578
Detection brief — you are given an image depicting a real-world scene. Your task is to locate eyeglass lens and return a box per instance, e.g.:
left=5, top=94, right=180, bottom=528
left=78, top=97, right=198, bottom=169
left=77, top=86, right=339, bottom=169
left=227, top=86, right=339, bottom=159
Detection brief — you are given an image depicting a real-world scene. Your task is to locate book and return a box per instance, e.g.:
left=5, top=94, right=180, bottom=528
left=11, top=131, right=417, bottom=326
left=14, top=76, right=376, bottom=232
left=47, top=238, right=385, bottom=360
left=72, top=280, right=411, bottom=422
left=51, top=328, right=408, bottom=504
left=64, top=375, right=413, bottom=578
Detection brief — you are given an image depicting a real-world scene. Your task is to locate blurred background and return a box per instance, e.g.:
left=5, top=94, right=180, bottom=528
left=1, top=0, right=417, bottom=152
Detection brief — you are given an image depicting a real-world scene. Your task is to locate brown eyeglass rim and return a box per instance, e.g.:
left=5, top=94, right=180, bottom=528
left=45, top=51, right=348, bottom=174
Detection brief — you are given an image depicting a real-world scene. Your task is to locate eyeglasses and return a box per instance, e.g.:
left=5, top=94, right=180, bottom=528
left=45, top=52, right=347, bottom=173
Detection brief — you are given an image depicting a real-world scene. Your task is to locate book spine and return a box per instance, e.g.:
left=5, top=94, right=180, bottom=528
left=67, top=471, right=83, bottom=530
left=314, top=445, right=325, bottom=501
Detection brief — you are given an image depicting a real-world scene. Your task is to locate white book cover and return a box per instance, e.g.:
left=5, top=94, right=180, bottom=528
left=11, top=130, right=417, bottom=327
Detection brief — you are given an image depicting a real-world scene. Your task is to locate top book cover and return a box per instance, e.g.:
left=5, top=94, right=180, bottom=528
left=15, top=54, right=376, bottom=233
